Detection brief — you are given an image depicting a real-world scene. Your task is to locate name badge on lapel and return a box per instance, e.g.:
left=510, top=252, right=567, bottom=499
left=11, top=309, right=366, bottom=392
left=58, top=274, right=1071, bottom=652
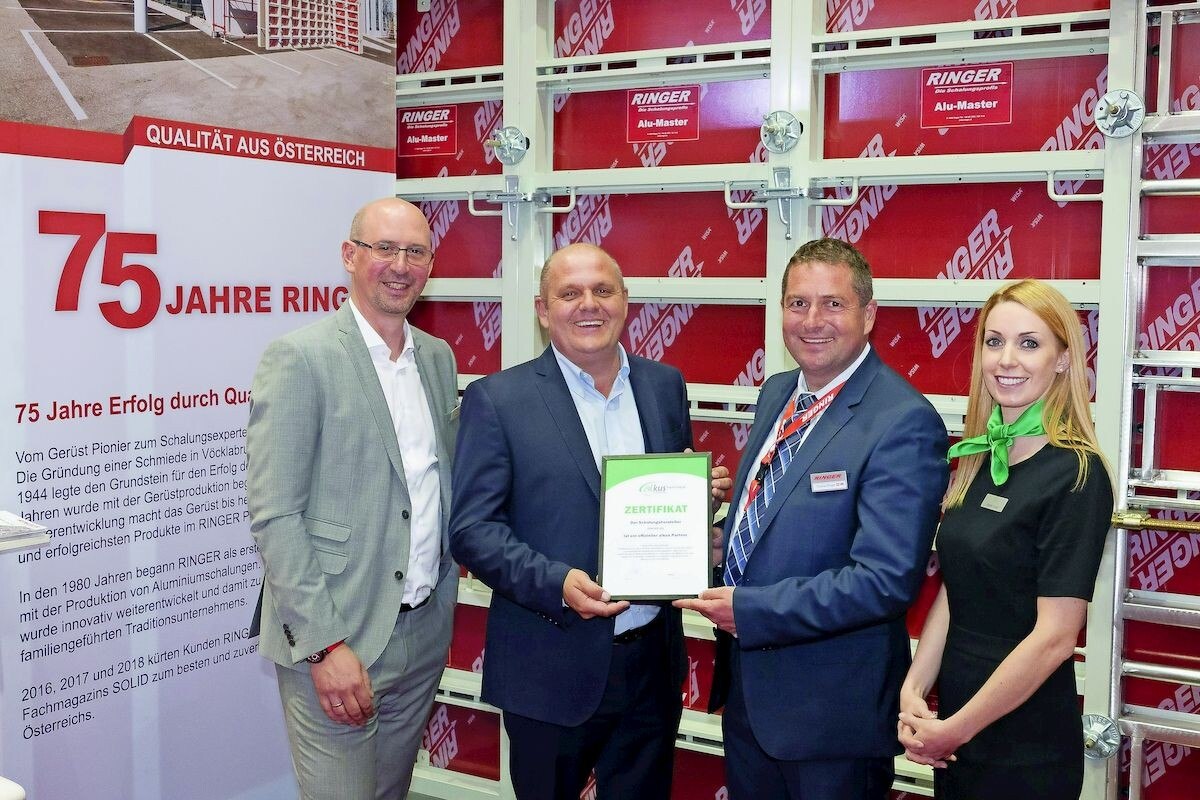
left=981, top=493, right=1008, bottom=512
left=810, top=470, right=848, bottom=493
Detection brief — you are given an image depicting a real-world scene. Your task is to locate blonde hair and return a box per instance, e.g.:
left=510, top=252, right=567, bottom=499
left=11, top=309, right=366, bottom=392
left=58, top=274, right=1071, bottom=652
left=944, top=279, right=1108, bottom=509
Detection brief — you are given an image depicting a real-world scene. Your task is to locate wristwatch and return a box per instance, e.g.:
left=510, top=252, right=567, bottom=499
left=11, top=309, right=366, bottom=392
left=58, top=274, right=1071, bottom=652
left=305, top=640, right=344, bottom=663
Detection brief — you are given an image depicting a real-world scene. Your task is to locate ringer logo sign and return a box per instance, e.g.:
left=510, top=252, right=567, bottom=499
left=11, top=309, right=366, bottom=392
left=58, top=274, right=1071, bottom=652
left=553, top=194, right=613, bottom=250
left=732, top=0, right=767, bottom=35
left=731, top=347, right=766, bottom=451
left=921, top=62, right=1013, bottom=129
left=1041, top=66, right=1108, bottom=204
left=727, top=141, right=768, bottom=245
left=821, top=133, right=897, bottom=244
left=1138, top=275, right=1200, bottom=361
left=398, top=0, right=460, bottom=73
left=420, top=176, right=460, bottom=252
left=472, top=261, right=502, bottom=352
left=917, top=209, right=1013, bottom=358
left=554, top=0, right=615, bottom=112
left=627, top=86, right=701, bottom=143
left=422, top=704, right=459, bottom=768
left=1128, top=515, right=1200, bottom=593
left=827, top=0, right=875, bottom=32
left=627, top=246, right=703, bottom=361
left=1145, top=81, right=1200, bottom=180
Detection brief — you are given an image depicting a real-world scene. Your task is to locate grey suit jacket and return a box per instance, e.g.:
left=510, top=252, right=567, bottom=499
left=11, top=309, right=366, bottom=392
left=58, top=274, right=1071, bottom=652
left=246, top=302, right=458, bottom=670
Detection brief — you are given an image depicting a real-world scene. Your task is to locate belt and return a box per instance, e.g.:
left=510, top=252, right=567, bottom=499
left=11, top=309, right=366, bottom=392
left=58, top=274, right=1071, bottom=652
left=399, top=595, right=431, bottom=613
left=613, top=616, right=660, bottom=645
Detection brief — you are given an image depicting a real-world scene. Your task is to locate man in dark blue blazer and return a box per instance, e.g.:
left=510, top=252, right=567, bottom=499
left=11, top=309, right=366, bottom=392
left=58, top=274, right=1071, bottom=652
left=450, top=243, right=729, bottom=799
left=678, top=238, right=949, bottom=799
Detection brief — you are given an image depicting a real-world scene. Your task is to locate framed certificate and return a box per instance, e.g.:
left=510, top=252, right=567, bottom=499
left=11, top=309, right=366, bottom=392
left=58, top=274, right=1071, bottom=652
left=597, top=452, right=712, bottom=600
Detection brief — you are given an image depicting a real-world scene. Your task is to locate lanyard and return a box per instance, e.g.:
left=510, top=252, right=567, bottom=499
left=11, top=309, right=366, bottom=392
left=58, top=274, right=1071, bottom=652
left=742, top=382, right=846, bottom=511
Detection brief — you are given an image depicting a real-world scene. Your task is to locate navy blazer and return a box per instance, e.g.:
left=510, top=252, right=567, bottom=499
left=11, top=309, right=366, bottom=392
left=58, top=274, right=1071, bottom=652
left=718, top=349, right=948, bottom=761
left=449, top=347, right=690, bottom=726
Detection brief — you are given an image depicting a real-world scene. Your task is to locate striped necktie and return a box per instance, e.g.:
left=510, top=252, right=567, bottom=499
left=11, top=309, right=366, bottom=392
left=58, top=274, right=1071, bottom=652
left=724, top=391, right=817, bottom=586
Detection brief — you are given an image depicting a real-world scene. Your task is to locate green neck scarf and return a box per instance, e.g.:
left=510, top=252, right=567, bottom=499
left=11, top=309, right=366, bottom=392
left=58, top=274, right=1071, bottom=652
left=946, top=399, right=1046, bottom=486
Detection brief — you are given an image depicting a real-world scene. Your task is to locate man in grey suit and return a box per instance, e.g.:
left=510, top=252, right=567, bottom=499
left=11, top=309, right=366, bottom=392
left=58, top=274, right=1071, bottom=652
left=247, top=197, right=459, bottom=799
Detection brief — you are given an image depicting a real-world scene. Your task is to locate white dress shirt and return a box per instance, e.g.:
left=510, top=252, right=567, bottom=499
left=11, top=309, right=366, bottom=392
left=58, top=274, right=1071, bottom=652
left=348, top=299, right=441, bottom=606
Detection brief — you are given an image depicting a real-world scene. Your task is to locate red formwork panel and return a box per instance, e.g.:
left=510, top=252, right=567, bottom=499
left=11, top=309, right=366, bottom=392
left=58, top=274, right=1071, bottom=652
left=682, top=636, right=718, bottom=713
left=397, top=99, right=504, bottom=178
left=408, top=301, right=502, bottom=375
left=421, top=702, right=502, bottom=781
left=554, top=80, right=769, bottom=169
left=396, top=0, right=503, bottom=74
left=670, top=748, right=727, bottom=800
left=621, top=304, right=765, bottom=385
left=823, top=181, right=1102, bottom=280
left=1126, top=622, right=1200, bottom=671
left=693, top=416, right=758, bottom=478
left=1126, top=506, right=1200, bottom=594
left=825, top=55, right=1109, bottom=159
left=874, top=307, right=1099, bottom=398
left=417, top=198, right=503, bottom=279
left=448, top=603, right=488, bottom=673
left=826, top=0, right=1109, bottom=32
left=1142, top=21, right=1200, bottom=235
left=1119, top=682, right=1200, bottom=798
left=550, top=192, right=768, bottom=278
left=553, top=0, right=770, bottom=58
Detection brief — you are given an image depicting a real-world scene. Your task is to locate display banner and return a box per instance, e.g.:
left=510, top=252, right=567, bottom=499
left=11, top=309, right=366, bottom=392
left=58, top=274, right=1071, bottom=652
left=920, top=62, right=1014, bottom=129
left=554, top=0, right=769, bottom=57
left=0, top=16, right=394, bottom=793
left=409, top=301, right=503, bottom=376
left=555, top=80, right=767, bottom=169
left=825, top=0, right=1108, bottom=33
left=397, top=100, right=504, bottom=178
left=627, top=86, right=701, bottom=143
left=826, top=56, right=1109, bottom=161
left=396, top=0, right=503, bottom=74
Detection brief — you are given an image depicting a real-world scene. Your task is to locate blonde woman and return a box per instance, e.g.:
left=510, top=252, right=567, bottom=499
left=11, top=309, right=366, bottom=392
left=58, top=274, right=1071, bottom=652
left=898, top=279, right=1113, bottom=799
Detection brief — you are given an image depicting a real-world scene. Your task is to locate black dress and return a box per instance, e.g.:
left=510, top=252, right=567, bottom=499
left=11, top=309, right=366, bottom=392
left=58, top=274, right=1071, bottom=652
left=933, top=446, right=1112, bottom=800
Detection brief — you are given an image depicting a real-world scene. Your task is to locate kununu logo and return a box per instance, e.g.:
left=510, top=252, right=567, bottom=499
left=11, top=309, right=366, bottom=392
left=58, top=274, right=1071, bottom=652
left=398, top=0, right=460, bottom=74
left=821, top=133, right=898, bottom=244
left=917, top=208, right=1013, bottom=357
left=627, top=246, right=703, bottom=360
left=639, top=479, right=683, bottom=495
left=826, top=0, right=875, bottom=32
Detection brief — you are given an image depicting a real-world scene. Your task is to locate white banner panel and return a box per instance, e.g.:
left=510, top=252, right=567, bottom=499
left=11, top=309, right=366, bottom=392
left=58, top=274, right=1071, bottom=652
left=0, top=121, right=391, bottom=799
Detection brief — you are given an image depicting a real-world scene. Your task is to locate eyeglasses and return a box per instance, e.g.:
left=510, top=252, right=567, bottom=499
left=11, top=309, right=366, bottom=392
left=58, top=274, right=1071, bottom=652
left=351, top=240, right=435, bottom=267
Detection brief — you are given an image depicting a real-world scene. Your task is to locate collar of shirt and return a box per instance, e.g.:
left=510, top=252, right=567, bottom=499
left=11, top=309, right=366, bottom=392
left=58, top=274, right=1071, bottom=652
left=550, top=342, right=631, bottom=402
left=347, top=298, right=415, bottom=366
left=796, top=343, right=872, bottom=398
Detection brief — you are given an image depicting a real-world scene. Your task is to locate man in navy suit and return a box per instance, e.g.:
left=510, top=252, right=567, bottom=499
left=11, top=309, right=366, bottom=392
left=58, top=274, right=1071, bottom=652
left=677, top=238, right=948, bottom=799
left=450, top=243, right=729, bottom=799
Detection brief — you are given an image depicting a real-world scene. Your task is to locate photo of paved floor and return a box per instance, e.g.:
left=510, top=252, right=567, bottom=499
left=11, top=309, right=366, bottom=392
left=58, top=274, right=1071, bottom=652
left=2, top=0, right=395, bottom=147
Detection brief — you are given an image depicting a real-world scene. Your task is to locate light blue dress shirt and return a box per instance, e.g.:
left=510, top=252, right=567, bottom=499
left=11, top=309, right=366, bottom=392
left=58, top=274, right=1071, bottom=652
left=551, top=344, right=659, bottom=635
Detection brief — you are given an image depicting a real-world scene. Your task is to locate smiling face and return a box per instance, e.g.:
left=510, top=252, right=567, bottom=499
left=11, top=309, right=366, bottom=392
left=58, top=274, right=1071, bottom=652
left=535, top=244, right=628, bottom=375
left=342, top=198, right=432, bottom=329
left=980, top=300, right=1070, bottom=423
left=781, top=260, right=877, bottom=391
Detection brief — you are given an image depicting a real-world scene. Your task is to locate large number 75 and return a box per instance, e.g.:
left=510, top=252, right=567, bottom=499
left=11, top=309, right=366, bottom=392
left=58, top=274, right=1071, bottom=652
left=39, top=210, right=161, bottom=330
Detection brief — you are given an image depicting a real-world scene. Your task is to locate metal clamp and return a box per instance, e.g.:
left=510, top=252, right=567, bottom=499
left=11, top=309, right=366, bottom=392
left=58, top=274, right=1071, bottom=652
left=466, top=176, right=527, bottom=240
left=723, top=168, right=804, bottom=239
left=808, top=178, right=861, bottom=208
left=1095, top=90, right=1146, bottom=139
left=1082, top=713, right=1120, bottom=760
left=483, top=125, right=529, bottom=165
left=535, top=187, right=577, bottom=215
